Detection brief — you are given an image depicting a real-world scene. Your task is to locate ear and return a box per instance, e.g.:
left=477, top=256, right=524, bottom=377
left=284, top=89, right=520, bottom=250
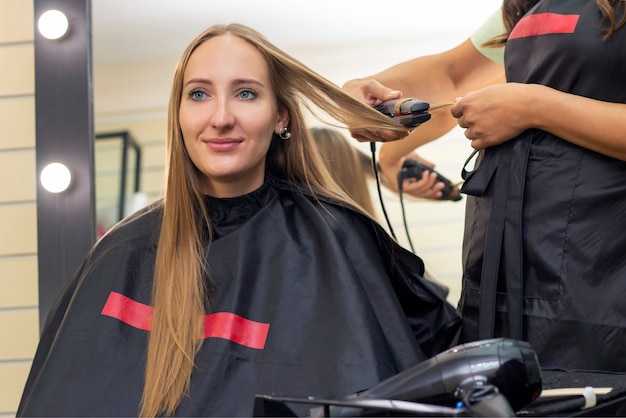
left=274, top=104, right=290, bottom=134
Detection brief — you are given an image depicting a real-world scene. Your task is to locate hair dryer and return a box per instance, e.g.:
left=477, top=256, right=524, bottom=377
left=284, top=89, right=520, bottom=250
left=352, top=338, right=541, bottom=413
left=398, top=158, right=462, bottom=201
left=254, top=338, right=542, bottom=417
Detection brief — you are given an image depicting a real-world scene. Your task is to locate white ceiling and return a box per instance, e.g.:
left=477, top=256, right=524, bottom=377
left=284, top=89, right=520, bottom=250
left=92, top=0, right=503, bottom=66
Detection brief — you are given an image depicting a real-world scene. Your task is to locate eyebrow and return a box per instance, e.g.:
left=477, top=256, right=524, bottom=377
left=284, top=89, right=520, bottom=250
left=183, top=77, right=266, bottom=88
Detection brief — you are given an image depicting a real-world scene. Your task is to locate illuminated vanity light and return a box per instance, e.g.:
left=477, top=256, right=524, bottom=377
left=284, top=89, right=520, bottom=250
left=41, top=162, right=72, bottom=193
left=38, top=10, right=69, bottom=40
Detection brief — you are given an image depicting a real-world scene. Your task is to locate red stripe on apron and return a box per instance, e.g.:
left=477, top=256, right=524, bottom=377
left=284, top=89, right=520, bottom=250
left=203, top=312, right=269, bottom=349
left=509, top=13, right=580, bottom=39
left=101, top=291, right=269, bottom=349
left=101, top=291, right=153, bottom=330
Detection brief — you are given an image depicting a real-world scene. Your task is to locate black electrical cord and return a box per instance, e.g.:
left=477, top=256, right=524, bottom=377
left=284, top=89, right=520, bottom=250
left=369, top=142, right=397, bottom=240
left=397, top=179, right=417, bottom=254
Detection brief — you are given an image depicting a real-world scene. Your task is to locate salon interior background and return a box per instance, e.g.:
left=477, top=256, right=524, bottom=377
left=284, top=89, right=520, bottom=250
left=0, top=0, right=501, bottom=415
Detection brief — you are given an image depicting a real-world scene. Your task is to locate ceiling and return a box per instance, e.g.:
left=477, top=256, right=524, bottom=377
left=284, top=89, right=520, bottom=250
left=92, top=0, right=503, bottom=66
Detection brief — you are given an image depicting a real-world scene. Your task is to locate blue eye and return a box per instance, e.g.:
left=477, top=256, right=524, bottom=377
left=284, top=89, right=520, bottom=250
left=189, top=89, right=206, bottom=101
left=239, top=89, right=257, bottom=100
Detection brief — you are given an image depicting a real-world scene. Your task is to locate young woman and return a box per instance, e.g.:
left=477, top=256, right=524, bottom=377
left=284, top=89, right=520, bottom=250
left=18, top=24, right=459, bottom=417
left=344, top=0, right=626, bottom=373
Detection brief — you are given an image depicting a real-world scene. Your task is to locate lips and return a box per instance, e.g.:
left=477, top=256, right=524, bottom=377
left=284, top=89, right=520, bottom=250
left=203, top=137, right=242, bottom=152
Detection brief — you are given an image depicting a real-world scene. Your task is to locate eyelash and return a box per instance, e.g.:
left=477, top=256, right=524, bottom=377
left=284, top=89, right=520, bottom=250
left=187, top=88, right=258, bottom=101
left=238, top=89, right=257, bottom=100
left=189, top=89, right=206, bottom=101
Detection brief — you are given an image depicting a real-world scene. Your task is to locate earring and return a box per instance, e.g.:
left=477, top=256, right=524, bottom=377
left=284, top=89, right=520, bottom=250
left=279, top=127, right=291, bottom=140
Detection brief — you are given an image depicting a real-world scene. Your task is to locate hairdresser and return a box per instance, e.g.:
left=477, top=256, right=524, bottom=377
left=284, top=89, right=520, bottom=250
left=343, top=1, right=626, bottom=373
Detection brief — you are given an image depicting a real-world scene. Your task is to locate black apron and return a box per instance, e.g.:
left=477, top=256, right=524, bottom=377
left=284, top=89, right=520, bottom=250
left=458, top=0, right=626, bottom=372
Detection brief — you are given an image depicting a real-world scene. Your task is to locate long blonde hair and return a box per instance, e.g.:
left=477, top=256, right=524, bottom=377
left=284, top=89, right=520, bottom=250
left=140, top=23, right=409, bottom=417
left=310, top=127, right=378, bottom=217
left=484, top=0, right=626, bottom=46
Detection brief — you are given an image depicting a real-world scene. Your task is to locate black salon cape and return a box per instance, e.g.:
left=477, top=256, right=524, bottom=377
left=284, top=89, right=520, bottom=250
left=18, top=176, right=460, bottom=417
left=458, top=0, right=626, bottom=372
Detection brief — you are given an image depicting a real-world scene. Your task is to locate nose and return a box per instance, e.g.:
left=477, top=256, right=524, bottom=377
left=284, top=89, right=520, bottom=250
left=210, top=96, right=235, bottom=129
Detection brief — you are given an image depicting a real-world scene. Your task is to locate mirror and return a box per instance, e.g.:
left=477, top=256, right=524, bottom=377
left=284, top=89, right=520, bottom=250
left=95, top=131, right=144, bottom=236
left=90, top=0, right=502, bottom=303
left=91, top=0, right=504, bottom=219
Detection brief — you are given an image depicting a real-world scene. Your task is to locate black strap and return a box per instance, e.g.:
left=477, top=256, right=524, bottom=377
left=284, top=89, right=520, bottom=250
left=502, top=138, right=531, bottom=340
left=465, top=139, right=530, bottom=341
left=476, top=148, right=510, bottom=340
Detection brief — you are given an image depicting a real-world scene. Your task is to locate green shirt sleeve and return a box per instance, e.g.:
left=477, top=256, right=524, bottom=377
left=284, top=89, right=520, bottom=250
left=470, top=9, right=506, bottom=66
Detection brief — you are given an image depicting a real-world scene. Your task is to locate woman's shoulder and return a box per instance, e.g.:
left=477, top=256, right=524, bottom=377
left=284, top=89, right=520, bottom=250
left=95, top=199, right=163, bottom=251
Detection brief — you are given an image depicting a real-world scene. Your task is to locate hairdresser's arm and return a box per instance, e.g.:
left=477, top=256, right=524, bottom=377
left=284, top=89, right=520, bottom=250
left=343, top=38, right=504, bottom=143
left=343, top=39, right=503, bottom=195
left=379, top=77, right=506, bottom=197
left=453, top=83, right=626, bottom=161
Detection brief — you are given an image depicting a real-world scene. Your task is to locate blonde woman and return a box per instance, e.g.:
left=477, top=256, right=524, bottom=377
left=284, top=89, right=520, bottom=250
left=18, top=24, right=459, bottom=417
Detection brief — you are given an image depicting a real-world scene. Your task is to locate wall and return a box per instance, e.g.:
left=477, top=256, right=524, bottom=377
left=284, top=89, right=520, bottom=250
left=0, top=0, right=38, bottom=416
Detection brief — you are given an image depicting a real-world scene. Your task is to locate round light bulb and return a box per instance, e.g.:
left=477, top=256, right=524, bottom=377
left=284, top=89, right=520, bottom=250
left=38, top=10, right=69, bottom=40
left=41, top=163, right=72, bottom=193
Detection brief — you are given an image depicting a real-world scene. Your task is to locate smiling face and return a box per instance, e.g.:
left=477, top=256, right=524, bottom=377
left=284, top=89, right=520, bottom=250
left=179, top=34, right=289, bottom=197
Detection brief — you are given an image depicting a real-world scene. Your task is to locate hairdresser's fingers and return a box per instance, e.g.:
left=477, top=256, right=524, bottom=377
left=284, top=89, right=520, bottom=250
left=342, top=78, right=402, bottom=106
left=451, top=96, right=464, bottom=118
left=401, top=171, right=445, bottom=200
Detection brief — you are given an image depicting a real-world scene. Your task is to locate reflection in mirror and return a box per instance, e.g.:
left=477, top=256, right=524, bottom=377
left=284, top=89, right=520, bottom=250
left=91, top=1, right=502, bottom=306
left=91, top=1, right=504, bottom=220
left=95, top=131, right=144, bottom=237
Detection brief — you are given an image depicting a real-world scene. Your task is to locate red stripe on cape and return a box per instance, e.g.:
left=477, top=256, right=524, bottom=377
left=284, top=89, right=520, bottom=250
left=509, top=13, right=580, bottom=40
left=101, top=291, right=269, bottom=349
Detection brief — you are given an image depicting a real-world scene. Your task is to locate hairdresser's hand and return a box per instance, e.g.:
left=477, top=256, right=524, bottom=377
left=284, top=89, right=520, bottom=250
left=379, top=151, right=446, bottom=199
left=452, top=83, right=531, bottom=150
left=342, top=78, right=407, bottom=142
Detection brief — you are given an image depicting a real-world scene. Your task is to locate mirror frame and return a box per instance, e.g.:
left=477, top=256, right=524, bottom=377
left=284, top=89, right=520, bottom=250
left=95, top=130, right=142, bottom=224
left=34, top=0, right=95, bottom=330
